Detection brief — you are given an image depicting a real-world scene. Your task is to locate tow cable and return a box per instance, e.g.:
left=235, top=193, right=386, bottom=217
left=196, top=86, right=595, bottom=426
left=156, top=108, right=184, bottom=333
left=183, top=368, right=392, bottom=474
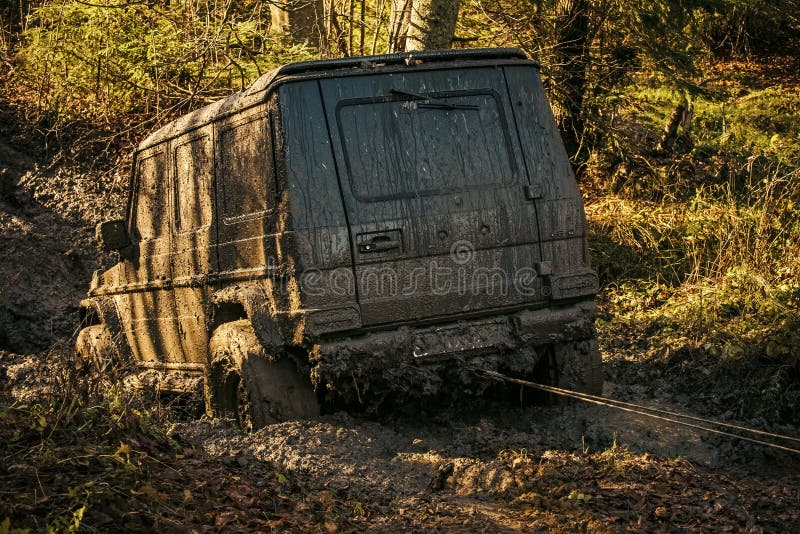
left=478, top=369, right=800, bottom=455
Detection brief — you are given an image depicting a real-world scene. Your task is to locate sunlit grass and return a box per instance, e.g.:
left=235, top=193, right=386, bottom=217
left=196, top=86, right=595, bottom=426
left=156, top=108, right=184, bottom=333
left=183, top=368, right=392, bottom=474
left=623, top=72, right=800, bottom=163
left=590, top=55, right=799, bottom=364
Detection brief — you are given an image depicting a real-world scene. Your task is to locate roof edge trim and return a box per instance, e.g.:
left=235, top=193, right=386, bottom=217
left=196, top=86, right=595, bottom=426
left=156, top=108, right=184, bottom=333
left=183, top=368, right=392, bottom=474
left=275, top=48, right=531, bottom=76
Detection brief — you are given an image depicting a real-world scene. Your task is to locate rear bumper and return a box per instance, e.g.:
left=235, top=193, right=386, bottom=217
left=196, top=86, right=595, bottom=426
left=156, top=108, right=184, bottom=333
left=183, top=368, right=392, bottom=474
left=310, top=300, right=597, bottom=405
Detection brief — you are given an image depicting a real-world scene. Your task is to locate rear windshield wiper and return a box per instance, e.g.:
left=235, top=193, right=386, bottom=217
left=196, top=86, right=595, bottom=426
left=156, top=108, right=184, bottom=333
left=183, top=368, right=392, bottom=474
left=390, top=89, right=479, bottom=111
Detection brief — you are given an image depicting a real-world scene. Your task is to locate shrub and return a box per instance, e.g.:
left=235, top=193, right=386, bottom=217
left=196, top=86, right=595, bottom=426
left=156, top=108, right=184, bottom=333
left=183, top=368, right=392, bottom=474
left=15, top=0, right=315, bottom=126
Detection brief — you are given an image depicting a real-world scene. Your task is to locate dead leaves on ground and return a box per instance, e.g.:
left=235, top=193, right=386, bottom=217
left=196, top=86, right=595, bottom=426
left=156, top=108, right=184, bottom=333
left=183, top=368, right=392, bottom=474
left=2, top=400, right=798, bottom=531
left=486, top=446, right=799, bottom=531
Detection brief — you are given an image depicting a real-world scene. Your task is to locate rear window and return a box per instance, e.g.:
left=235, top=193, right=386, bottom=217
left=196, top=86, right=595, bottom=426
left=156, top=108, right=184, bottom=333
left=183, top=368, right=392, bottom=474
left=337, top=91, right=516, bottom=202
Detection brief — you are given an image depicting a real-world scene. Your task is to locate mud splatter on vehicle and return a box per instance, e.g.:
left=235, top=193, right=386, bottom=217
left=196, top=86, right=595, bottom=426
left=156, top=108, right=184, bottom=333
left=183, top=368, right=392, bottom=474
left=75, top=48, right=601, bottom=428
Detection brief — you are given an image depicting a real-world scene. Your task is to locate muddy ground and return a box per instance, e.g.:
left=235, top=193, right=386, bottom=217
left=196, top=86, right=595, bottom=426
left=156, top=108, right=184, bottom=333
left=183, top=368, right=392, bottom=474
left=1, top=92, right=799, bottom=531
left=2, top=347, right=799, bottom=531
left=0, top=100, right=125, bottom=353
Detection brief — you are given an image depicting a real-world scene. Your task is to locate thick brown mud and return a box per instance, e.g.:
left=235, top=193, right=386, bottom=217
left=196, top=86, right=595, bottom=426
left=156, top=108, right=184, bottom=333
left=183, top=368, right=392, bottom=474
left=169, top=386, right=800, bottom=531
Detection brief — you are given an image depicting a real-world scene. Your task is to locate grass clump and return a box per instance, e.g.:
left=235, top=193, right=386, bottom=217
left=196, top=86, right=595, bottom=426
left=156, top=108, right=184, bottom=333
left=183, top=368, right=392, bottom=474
left=587, top=58, right=800, bottom=424
left=0, top=346, right=308, bottom=531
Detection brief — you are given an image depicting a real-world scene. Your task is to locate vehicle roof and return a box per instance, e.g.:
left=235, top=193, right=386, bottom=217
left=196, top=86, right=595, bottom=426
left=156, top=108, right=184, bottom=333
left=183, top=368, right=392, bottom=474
left=137, top=48, right=535, bottom=151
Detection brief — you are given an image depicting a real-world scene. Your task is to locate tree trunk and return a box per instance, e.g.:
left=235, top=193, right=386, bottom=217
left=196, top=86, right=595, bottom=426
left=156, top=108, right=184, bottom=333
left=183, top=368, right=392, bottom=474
left=554, top=0, right=589, bottom=165
left=270, top=0, right=325, bottom=47
left=404, top=0, right=461, bottom=51
left=320, top=0, right=350, bottom=58
left=657, top=95, right=692, bottom=151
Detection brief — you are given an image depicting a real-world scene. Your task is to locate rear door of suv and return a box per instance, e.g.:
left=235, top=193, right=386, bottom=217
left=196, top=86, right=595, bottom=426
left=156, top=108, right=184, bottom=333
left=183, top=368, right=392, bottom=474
left=320, top=66, right=547, bottom=326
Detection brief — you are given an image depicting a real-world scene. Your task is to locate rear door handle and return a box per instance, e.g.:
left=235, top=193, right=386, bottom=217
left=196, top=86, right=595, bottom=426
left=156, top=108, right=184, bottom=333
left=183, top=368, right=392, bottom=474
left=359, top=235, right=401, bottom=253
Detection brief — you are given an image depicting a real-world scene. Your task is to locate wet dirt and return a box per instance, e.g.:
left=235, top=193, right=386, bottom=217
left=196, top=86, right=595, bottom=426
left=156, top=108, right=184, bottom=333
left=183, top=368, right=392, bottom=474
left=170, top=379, right=800, bottom=530
left=4, top=343, right=799, bottom=530
left=176, top=387, right=797, bottom=487
left=0, top=103, right=125, bottom=353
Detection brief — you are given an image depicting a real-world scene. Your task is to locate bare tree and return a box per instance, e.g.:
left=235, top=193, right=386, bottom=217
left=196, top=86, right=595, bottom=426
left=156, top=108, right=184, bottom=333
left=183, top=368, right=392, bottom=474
left=553, top=0, right=589, bottom=163
left=388, top=0, right=412, bottom=52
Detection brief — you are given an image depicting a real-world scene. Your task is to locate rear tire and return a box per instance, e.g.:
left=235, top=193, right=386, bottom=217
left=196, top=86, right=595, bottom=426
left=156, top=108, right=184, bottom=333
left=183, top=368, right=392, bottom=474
left=206, top=320, right=319, bottom=431
left=74, top=324, right=116, bottom=372
left=550, top=338, right=603, bottom=396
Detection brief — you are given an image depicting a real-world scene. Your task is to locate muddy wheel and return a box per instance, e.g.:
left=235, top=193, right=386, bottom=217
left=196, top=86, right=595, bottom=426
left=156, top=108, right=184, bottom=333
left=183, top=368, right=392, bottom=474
left=550, top=338, right=603, bottom=396
left=206, top=320, right=319, bottom=431
left=74, top=324, right=116, bottom=371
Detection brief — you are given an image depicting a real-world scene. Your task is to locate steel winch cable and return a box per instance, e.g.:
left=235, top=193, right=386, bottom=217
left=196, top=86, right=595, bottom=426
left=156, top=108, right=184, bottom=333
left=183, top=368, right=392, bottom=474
left=477, top=369, right=800, bottom=456
left=492, top=371, right=800, bottom=444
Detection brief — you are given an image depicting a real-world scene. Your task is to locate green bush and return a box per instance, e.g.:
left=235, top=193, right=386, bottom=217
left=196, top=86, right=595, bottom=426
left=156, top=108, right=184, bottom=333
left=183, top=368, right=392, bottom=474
left=15, top=0, right=315, bottom=125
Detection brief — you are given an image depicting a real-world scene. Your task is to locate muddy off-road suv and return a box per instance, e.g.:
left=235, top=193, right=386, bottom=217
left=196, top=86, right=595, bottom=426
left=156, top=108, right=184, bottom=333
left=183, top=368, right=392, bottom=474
left=75, top=48, right=602, bottom=428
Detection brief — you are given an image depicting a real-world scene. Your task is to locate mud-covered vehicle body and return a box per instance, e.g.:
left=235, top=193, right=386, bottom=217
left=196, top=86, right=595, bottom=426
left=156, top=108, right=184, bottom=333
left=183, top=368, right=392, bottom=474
left=76, top=48, right=601, bottom=426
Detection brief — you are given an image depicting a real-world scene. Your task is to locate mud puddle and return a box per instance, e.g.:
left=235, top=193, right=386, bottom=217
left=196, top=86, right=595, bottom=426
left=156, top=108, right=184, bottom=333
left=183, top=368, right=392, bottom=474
left=168, top=386, right=800, bottom=530
left=175, top=383, right=796, bottom=498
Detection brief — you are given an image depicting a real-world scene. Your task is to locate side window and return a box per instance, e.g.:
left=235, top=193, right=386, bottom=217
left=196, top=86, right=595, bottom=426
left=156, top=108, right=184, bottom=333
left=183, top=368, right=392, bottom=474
left=219, top=113, right=274, bottom=221
left=135, top=151, right=168, bottom=240
left=174, top=135, right=213, bottom=232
